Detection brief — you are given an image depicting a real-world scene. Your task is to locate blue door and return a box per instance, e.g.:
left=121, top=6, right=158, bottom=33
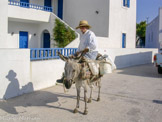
left=58, top=0, right=63, bottom=19
left=122, top=33, right=126, bottom=48
left=44, top=0, right=51, bottom=7
left=43, top=33, right=50, bottom=48
left=19, top=31, right=28, bottom=48
left=20, top=0, right=29, bottom=8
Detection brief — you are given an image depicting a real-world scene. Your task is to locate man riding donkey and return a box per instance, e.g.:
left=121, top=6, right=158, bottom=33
left=57, top=20, right=103, bottom=85
left=57, top=20, right=114, bottom=115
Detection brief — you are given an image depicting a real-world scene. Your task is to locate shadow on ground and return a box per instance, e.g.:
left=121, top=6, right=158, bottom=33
left=0, top=91, right=76, bottom=114
left=153, top=100, right=162, bottom=104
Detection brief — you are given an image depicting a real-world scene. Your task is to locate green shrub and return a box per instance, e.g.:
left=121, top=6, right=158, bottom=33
left=53, top=19, right=76, bottom=47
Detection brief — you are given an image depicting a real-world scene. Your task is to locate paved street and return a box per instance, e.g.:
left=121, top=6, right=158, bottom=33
left=0, top=64, right=162, bottom=122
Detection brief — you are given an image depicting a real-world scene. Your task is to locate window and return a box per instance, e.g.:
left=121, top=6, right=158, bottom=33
left=122, top=33, right=126, bottom=48
left=123, top=0, right=130, bottom=8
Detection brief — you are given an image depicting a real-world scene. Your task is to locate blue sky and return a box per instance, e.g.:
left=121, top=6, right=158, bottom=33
left=137, top=0, right=162, bottom=23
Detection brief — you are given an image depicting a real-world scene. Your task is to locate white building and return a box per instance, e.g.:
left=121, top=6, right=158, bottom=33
left=1, top=0, right=67, bottom=49
left=0, top=0, right=136, bottom=49
left=0, top=0, right=159, bottom=100
left=146, top=7, right=162, bottom=49
left=64, top=0, right=136, bottom=48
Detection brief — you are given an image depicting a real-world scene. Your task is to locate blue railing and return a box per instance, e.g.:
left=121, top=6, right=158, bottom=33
left=8, top=0, right=53, bottom=12
left=30, top=48, right=77, bottom=61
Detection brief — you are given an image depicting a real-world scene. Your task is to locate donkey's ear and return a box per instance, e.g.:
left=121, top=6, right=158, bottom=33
left=57, top=51, right=68, bottom=61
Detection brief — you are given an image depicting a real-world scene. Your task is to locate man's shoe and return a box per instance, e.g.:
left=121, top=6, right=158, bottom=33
left=56, top=76, right=64, bottom=83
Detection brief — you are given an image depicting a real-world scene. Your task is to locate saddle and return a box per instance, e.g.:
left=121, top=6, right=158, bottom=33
left=70, top=53, right=113, bottom=82
left=79, top=53, right=108, bottom=82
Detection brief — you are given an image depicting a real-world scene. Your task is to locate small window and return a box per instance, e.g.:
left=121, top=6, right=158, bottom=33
left=123, top=0, right=130, bottom=8
left=122, top=33, right=126, bottom=48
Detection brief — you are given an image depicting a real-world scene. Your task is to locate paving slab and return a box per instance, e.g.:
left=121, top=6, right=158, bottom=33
left=0, top=64, right=162, bottom=122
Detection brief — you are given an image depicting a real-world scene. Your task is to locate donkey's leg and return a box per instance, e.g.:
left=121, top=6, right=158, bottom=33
left=88, top=86, right=93, bottom=103
left=97, top=79, right=101, bottom=101
left=83, top=88, right=88, bottom=115
left=73, top=87, right=80, bottom=113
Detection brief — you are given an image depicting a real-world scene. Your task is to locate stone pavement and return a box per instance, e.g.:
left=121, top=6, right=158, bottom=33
left=0, top=64, right=162, bottom=122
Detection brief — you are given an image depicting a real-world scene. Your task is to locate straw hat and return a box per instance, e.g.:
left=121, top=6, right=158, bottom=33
left=76, top=20, right=91, bottom=29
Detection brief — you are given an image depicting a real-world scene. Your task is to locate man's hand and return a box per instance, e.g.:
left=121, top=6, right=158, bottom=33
left=83, top=48, right=89, bottom=53
left=74, top=51, right=80, bottom=57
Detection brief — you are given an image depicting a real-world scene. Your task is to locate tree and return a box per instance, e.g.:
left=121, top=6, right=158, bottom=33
left=136, top=21, right=146, bottom=47
left=53, top=19, right=76, bottom=47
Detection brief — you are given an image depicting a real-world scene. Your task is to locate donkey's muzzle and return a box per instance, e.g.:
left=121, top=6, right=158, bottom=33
left=64, top=80, right=72, bottom=89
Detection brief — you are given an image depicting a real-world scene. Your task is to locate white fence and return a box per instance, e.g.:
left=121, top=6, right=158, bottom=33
left=0, top=48, right=158, bottom=99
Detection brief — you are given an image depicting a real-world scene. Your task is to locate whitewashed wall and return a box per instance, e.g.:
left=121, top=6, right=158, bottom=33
left=66, top=37, right=114, bottom=49
left=0, top=0, right=8, bottom=48
left=7, top=6, right=79, bottom=48
left=63, top=0, right=136, bottom=48
left=0, top=49, right=65, bottom=99
left=0, top=49, right=30, bottom=100
left=8, top=5, right=51, bottom=23
left=31, top=60, right=65, bottom=90
left=8, top=21, right=39, bottom=48
left=159, top=7, right=162, bottom=49
left=108, top=0, right=136, bottom=48
left=99, top=48, right=158, bottom=69
left=145, top=17, right=160, bottom=49
left=0, top=48, right=158, bottom=99
left=146, top=7, right=162, bottom=49
left=63, top=0, right=109, bottom=37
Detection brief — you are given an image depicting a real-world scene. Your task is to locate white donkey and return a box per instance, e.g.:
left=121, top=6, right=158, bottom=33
left=58, top=52, right=104, bottom=115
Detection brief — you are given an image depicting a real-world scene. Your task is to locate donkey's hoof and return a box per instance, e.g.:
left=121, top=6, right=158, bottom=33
left=87, top=98, right=92, bottom=103
left=83, top=110, right=88, bottom=115
left=73, top=108, right=78, bottom=113
left=84, top=98, right=88, bottom=102
left=97, top=98, right=100, bottom=101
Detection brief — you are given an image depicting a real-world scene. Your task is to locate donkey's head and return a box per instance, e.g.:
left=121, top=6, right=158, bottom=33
left=58, top=52, right=80, bottom=89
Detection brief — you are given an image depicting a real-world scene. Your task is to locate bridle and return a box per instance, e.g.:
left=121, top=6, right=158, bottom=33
left=63, top=61, right=81, bottom=90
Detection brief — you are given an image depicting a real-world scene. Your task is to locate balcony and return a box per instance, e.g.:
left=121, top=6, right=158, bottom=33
left=8, top=0, right=53, bottom=23
left=8, top=0, right=53, bottom=12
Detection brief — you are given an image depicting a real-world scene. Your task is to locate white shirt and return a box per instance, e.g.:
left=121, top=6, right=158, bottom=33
left=77, top=30, right=98, bottom=52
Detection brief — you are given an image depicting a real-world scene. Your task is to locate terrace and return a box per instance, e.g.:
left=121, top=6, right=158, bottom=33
left=8, top=0, right=53, bottom=12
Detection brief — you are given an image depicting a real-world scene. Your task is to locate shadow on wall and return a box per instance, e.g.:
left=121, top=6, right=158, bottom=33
left=3, top=70, right=34, bottom=100
left=114, top=51, right=153, bottom=69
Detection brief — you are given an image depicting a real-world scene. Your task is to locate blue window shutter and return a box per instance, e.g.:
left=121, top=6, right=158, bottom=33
left=127, top=0, right=130, bottom=7
left=122, top=33, right=126, bottom=48
left=58, top=0, right=63, bottom=19
left=44, top=0, right=52, bottom=7
left=123, top=0, right=125, bottom=6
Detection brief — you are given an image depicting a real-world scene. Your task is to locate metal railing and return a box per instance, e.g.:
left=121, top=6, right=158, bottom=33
left=8, top=0, right=53, bottom=12
left=30, top=48, right=77, bottom=61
